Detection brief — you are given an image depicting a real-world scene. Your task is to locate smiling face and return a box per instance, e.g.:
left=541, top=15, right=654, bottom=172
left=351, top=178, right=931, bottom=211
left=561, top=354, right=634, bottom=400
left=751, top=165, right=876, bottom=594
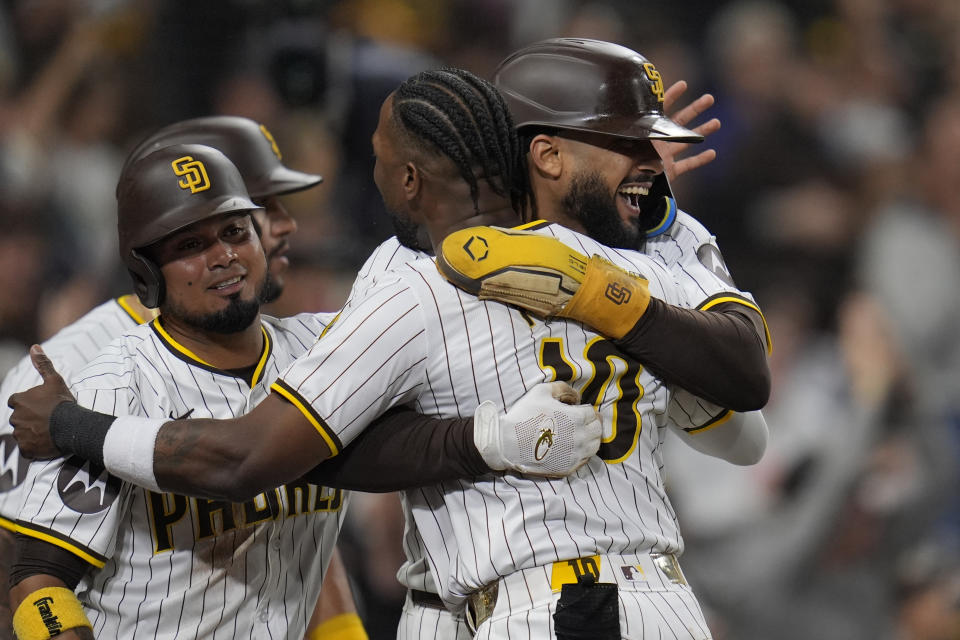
left=146, top=212, right=268, bottom=333
left=552, top=130, right=664, bottom=249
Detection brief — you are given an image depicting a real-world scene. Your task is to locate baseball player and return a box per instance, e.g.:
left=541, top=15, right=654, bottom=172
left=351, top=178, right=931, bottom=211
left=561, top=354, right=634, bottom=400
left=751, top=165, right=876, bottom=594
left=8, top=144, right=350, bottom=640
left=120, top=116, right=372, bottom=640
left=8, top=141, right=593, bottom=640
left=0, top=114, right=381, bottom=640
left=7, top=139, right=604, bottom=640
left=10, top=66, right=750, bottom=638
left=0, top=114, right=337, bottom=638
left=0, top=295, right=155, bottom=638
left=482, top=38, right=771, bottom=410
left=398, top=40, right=771, bottom=638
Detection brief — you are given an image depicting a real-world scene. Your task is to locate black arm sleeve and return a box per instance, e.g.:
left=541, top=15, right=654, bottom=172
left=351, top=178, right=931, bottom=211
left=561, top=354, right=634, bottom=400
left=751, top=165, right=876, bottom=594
left=10, top=534, right=91, bottom=589
left=301, top=406, right=491, bottom=491
left=0, top=528, right=14, bottom=625
left=615, top=299, right=771, bottom=411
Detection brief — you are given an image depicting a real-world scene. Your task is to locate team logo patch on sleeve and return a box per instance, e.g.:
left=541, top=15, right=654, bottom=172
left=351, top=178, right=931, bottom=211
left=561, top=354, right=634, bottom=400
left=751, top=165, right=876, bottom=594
left=0, top=434, right=29, bottom=491
left=57, top=457, right=122, bottom=514
left=696, top=244, right=735, bottom=286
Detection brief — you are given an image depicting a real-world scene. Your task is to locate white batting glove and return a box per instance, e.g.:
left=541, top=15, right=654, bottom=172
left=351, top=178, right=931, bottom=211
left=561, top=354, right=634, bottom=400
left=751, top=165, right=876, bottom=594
left=474, top=381, right=602, bottom=477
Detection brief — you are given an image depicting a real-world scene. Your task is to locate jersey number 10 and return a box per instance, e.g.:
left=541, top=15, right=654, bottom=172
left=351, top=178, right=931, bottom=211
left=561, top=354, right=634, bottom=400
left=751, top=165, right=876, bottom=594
left=539, top=337, right=645, bottom=464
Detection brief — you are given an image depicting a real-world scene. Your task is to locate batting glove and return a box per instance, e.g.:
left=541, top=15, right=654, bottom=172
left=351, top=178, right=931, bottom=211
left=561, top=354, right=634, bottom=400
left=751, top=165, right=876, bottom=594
left=436, top=225, right=650, bottom=338
left=473, top=381, right=602, bottom=477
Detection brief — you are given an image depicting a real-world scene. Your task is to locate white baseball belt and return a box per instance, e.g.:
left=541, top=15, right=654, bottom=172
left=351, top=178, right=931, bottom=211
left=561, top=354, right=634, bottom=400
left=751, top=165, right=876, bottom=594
left=465, top=551, right=687, bottom=633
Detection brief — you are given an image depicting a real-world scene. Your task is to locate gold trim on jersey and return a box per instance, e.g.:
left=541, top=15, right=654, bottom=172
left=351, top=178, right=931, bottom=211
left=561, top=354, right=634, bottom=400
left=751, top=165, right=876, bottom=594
left=685, top=408, right=733, bottom=434
left=116, top=294, right=159, bottom=325
left=0, top=515, right=16, bottom=533
left=698, top=294, right=773, bottom=354
left=270, top=379, right=343, bottom=457
left=14, top=520, right=107, bottom=568
left=151, top=319, right=272, bottom=386
left=249, top=326, right=271, bottom=387
left=151, top=318, right=215, bottom=367
left=319, top=312, right=340, bottom=339
left=513, top=219, right=551, bottom=231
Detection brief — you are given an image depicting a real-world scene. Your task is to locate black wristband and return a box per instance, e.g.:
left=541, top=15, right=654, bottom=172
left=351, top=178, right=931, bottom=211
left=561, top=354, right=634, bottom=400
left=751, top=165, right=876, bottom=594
left=49, top=401, right=116, bottom=467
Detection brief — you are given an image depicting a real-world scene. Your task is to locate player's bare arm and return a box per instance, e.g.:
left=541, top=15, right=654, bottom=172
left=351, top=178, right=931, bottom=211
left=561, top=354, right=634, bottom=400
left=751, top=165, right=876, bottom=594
left=10, top=346, right=601, bottom=500
left=7, top=345, right=330, bottom=499
left=305, top=548, right=367, bottom=639
left=9, top=543, right=95, bottom=640
left=151, top=393, right=330, bottom=500
left=8, top=355, right=331, bottom=501
left=0, top=529, right=13, bottom=640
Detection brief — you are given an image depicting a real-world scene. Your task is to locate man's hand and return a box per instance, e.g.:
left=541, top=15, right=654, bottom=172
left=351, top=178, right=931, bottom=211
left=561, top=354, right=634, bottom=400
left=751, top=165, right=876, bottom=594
left=437, top=226, right=650, bottom=338
left=8, top=345, right=74, bottom=459
left=474, top=381, right=601, bottom=477
left=655, top=80, right=721, bottom=182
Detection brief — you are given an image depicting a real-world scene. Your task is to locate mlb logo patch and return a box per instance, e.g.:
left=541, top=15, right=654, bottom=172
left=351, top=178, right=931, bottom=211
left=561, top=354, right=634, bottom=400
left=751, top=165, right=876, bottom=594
left=620, top=565, right=647, bottom=581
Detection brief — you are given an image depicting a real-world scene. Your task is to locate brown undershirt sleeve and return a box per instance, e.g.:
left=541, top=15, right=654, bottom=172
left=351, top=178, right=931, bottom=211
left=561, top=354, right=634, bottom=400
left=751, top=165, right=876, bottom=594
left=615, top=299, right=771, bottom=411
left=301, top=406, right=489, bottom=491
left=11, top=534, right=91, bottom=589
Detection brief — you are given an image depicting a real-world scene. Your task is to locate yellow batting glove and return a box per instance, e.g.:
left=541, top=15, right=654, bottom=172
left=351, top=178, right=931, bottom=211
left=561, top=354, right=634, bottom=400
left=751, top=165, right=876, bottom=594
left=557, top=255, right=650, bottom=339
left=437, top=226, right=650, bottom=337
left=437, top=225, right=589, bottom=316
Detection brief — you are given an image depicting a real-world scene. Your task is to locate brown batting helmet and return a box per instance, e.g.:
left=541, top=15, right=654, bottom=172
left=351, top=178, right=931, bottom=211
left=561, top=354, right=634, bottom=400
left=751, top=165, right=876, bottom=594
left=496, top=38, right=700, bottom=237
left=495, top=38, right=702, bottom=142
left=117, top=143, right=263, bottom=307
left=121, top=116, right=322, bottom=200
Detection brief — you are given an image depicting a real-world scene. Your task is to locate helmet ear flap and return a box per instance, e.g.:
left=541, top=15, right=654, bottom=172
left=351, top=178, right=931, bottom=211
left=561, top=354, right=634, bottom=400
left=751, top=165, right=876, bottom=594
left=640, top=173, right=677, bottom=238
left=128, top=249, right=165, bottom=309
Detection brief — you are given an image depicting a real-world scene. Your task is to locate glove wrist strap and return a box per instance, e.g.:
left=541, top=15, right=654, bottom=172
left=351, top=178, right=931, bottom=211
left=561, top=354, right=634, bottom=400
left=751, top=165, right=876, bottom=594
left=558, top=256, right=650, bottom=339
left=473, top=401, right=506, bottom=471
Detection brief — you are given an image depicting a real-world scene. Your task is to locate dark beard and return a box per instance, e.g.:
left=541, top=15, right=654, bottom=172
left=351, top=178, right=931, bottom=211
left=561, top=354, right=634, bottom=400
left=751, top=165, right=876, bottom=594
left=164, top=273, right=271, bottom=334
left=390, top=211, right=427, bottom=251
left=560, top=171, right=641, bottom=249
left=260, top=270, right=283, bottom=304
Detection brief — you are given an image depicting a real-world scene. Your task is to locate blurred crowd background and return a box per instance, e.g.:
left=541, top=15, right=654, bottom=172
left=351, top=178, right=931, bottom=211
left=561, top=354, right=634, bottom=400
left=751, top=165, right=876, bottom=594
left=1, top=0, right=958, bottom=638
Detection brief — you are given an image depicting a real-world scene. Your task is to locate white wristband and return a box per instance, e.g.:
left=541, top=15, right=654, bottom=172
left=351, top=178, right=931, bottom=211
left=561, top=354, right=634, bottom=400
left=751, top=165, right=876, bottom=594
left=102, top=416, right=165, bottom=492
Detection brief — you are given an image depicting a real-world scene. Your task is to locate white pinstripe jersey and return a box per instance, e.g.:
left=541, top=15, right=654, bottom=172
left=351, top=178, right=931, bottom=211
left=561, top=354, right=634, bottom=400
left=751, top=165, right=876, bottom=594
left=372, top=215, right=767, bottom=600
left=16, top=312, right=345, bottom=640
left=354, top=235, right=426, bottom=284
left=645, top=207, right=769, bottom=433
left=274, top=223, right=698, bottom=608
left=0, top=296, right=153, bottom=530
left=642, top=208, right=757, bottom=312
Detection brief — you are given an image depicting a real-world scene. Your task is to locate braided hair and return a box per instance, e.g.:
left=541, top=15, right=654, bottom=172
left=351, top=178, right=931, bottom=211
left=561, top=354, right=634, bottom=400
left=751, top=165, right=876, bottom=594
left=390, top=67, right=528, bottom=220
